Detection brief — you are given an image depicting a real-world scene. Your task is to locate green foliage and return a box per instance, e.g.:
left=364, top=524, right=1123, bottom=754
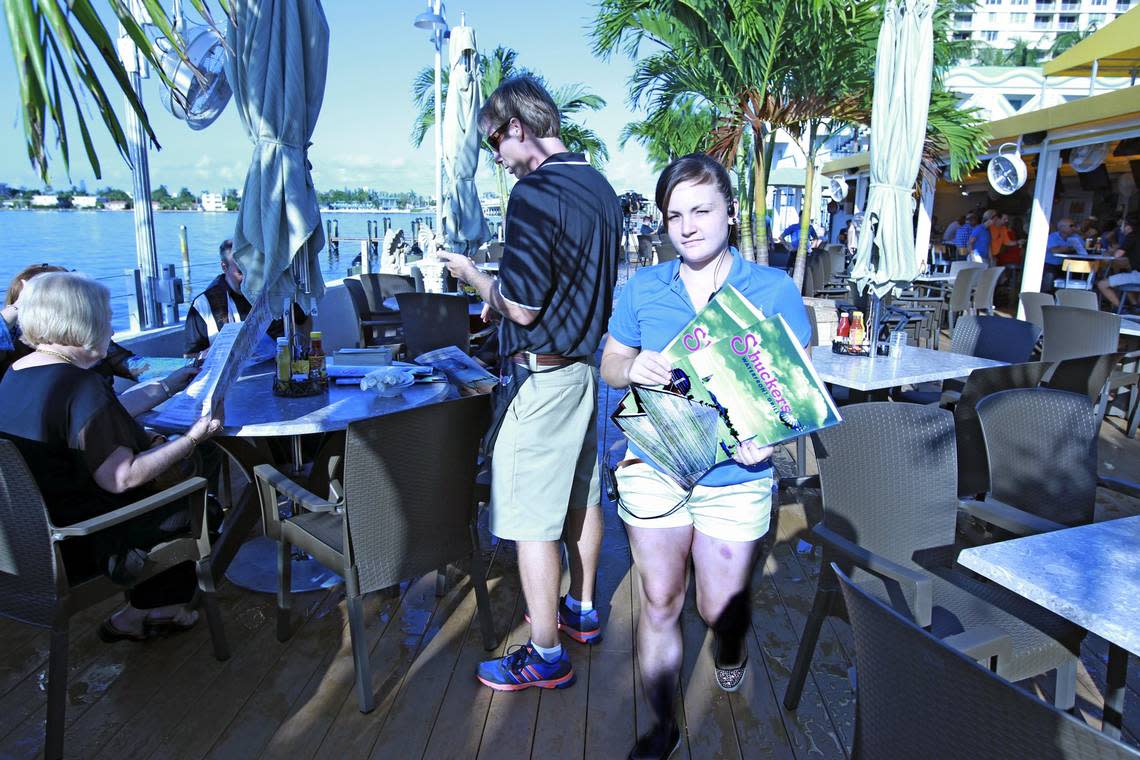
left=2, top=0, right=231, bottom=182
left=974, top=38, right=1047, bottom=67
left=409, top=44, right=610, bottom=168
left=619, top=96, right=718, bottom=171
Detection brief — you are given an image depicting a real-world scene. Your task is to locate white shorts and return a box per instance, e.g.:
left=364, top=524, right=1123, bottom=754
left=614, top=461, right=773, bottom=542
left=1107, top=271, right=1140, bottom=287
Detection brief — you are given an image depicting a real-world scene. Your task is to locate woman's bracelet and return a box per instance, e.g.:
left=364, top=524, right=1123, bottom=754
left=159, top=379, right=173, bottom=398
left=184, top=431, right=201, bottom=452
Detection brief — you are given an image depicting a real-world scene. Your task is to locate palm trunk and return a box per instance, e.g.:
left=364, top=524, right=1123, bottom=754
left=752, top=129, right=770, bottom=266
left=791, top=122, right=820, bottom=295
left=736, top=138, right=755, bottom=262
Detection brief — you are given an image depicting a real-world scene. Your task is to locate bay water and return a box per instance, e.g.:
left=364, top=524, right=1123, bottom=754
left=0, top=209, right=494, bottom=332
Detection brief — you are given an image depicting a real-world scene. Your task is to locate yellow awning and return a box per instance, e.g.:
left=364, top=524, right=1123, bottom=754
left=986, top=84, right=1140, bottom=142
left=1043, top=5, right=1140, bottom=77
left=821, top=152, right=870, bottom=175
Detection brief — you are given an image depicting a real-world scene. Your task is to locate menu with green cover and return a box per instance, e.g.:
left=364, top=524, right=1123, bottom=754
left=612, top=287, right=841, bottom=488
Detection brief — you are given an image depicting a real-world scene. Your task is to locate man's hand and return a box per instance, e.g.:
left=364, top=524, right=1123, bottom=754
left=627, top=350, right=673, bottom=386
left=731, top=440, right=774, bottom=466
left=436, top=251, right=479, bottom=284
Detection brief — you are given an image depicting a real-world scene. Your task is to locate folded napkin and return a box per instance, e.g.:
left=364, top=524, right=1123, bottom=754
left=360, top=367, right=415, bottom=397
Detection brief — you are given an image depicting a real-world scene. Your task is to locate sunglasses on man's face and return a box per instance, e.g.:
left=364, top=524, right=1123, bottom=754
left=486, top=119, right=512, bottom=152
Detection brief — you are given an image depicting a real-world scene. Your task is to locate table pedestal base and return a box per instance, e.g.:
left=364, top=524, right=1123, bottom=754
left=225, top=536, right=342, bottom=594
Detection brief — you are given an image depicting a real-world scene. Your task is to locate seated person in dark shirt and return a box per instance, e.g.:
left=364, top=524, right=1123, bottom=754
left=184, top=239, right=308, bottom=358
left=1096, top=219, right=1140, bottom=310
left=0, top=272, right=224, bottom=641
left=1, top=264, right=197, bottom=413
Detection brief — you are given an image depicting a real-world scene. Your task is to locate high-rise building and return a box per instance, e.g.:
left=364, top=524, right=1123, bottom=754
left=951, top=0, right=1131, bottom=50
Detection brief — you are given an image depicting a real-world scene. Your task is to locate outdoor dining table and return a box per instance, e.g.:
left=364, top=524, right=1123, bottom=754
left=477, top=262, right=500, bottom=273
left=785, top=346, right=1007, bottom=481
left=381, top=294, right=486, bottom=316
left=142, top=360, right=456, bottom=593
left=958, top=516, right=1140, bottom=739
left=1121, top=316, right=1140, bottom=338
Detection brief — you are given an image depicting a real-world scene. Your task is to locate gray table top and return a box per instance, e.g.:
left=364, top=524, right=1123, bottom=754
left=144, top=362, right=453, bottom=437
left=914, top=273, right=956, bottom=283
left=1122, top=317, right=1140, bottom=337
left=810, top=344, right=1005, bottom=392
left=958, top=516, right=1140, bottom=655
left=1056, top=253, right=1117, bottom=261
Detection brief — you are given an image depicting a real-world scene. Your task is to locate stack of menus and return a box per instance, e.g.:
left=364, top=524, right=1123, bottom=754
left=612, top=285, right=841, bottom=490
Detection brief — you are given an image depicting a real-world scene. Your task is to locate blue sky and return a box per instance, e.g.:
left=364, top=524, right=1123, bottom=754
left=0, top=1, right=658, bottom=197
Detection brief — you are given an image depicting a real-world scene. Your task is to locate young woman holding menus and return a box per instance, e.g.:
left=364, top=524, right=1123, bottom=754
left=600, top=154, right=812, bottom=760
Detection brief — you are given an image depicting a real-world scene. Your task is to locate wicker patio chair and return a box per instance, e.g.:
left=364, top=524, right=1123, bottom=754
left=946, top=265, right=985, bottom=333
left=1056, top=288, right=1100, bottom=311
left=956, top=389, right=1099, bottom=547
left=343, top=276, right=404, bottom=347
left=1019, top=291, right=1054, bottom=330
left=834, top=564, right=1140, bottom=760
left=970, top=266, right=1005, bottom=315
left=0, top=440, right=230, bottom=760
left=953, top=362, right=1052, bottom=499
left=252, top=395, right=498, bottom=713
left=893, top=315, right=1039, bottom=405
left=395, top=292, right=472, bottom=358
left=1040, top=305, right=1119, bottom=363
left=782, top=402, right=1083, bottom=712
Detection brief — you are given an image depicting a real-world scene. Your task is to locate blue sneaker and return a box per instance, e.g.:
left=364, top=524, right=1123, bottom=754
left=524, top=597, right=603, bottom=645
left=476, top=643, right=576, bottom=691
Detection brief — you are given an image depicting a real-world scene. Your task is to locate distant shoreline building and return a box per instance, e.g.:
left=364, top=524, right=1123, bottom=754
left=200, top=192, right=227, bottom=212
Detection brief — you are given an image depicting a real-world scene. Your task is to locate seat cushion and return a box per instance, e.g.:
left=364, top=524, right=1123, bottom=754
left=282, top=511, right=344, bottom=558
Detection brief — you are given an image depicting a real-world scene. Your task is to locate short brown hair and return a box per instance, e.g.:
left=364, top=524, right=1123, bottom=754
left=479, top=75, right=561, bottom=139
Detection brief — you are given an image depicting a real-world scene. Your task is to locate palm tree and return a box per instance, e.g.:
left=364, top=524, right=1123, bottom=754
left=3, top=0, right=225, bottom=181
left=1048, top=25, right=1097, bottom=58
left=410, top=44, right=609, bottom=218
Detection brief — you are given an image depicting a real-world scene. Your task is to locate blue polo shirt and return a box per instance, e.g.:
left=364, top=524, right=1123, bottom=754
left=607, top=250, right=812, bottom=486
left=497, top=152, right=623, bottom=358
left=954, top=223, right=973, bottom=249
left=1045, top=231, right=1086, bottom=266
left=971, top=224, right=992, bottom=259
left=780, top=222, right=818, bottom=249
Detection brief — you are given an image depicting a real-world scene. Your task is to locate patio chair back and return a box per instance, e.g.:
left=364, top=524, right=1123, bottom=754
left=977, top=388, right=1098, bottom=527
left=313, top=283, right=360, bottom=351
left=970, top=266, right=1004, bottom=315
left=342, top=395, right=490, bottom=593
left=1046, top=351, right=1124, bottom=402
left=947, top=265, right=984, bottom=331
left=950, top=315, right=1039, bottom=364
left=357, top=273, right=416, bottom=313
left=1055, top=288, right=1099, bottom=311
left=1055, top=258, right=1095, bottom=290
left=395, top=292, right=470, bottom=358
left=954, top=362, right=1052, bottom=497
left=834, top=564, right=1140, bottom=760
left=655, top=237, right=679, bottom=264
left=0, top=440, right=61, bottom=627
left=1019, top=291, right=1054, bottom=328
left=826, top=244, right=846, bottom=277
left=1040, top=305, right=1120, bottom=363
left=486, top=241, right=505, bottom=262
left=815, top=403, right=958, bottom=570
left=947, top=260, right=984, bottom=278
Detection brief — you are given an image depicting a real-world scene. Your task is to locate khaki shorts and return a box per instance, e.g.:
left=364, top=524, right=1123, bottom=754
left=490, top=361, right=600, bottom=541
left=615, top=461, right=773, bottom=542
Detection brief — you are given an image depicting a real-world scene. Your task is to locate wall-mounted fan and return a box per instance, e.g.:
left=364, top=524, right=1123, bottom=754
left=1069, top=142, right=1109, bottom=173
left=829, top=176, right=849, bottom=202
left=148, top=0, right=232, bottom=130
left=987, top=142, right=1027, bottom=196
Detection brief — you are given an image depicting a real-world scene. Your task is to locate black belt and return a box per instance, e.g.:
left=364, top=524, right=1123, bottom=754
left=508, top=352, right=584, bottom=368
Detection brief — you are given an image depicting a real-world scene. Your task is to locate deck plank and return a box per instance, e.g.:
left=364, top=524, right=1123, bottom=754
left=678, top=588, right=742, bottom=759
left=421, top=539, right=523, bottom=760
left=476, top=583, right=540, bottom=760
left=305, top=572, right=442, bottom=759
left=256, top=585, right=410, bottom=760
left=368, top=553, right=497, bottom=759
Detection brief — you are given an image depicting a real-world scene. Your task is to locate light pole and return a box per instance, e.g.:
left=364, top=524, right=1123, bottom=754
left=414, top=0, right=448, bottom=239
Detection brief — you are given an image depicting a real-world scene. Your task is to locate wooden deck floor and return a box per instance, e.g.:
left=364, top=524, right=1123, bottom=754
left=1, top=385, right=1138, bottom=758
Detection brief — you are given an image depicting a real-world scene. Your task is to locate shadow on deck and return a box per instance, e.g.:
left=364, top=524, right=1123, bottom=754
left=0, top=374, right=1137, bottom=759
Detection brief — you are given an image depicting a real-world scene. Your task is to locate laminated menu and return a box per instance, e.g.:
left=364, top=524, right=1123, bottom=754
left=612, top=286, right=841, bottom=489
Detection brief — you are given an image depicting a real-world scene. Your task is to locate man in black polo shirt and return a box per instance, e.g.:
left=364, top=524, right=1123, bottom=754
left=439, top=75, right=622, bottom=692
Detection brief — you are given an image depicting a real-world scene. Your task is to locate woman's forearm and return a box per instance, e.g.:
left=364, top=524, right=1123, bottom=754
left=600, top=352, right=633, bottom=389
left=99, top=435, right=198, bottom=493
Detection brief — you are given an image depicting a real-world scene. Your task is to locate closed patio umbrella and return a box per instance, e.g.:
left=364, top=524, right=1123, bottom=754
left=225, top=0, right=329, bottom=313
left=850, top=0, right=934, bottom=299
left=441, top=24, right=489, bottom=257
